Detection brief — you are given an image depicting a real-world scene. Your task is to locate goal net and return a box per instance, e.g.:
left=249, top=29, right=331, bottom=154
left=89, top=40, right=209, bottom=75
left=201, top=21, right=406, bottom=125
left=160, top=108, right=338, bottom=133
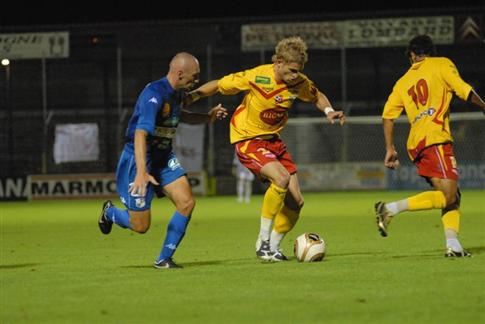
left=282, top=112, right=485, bottom=190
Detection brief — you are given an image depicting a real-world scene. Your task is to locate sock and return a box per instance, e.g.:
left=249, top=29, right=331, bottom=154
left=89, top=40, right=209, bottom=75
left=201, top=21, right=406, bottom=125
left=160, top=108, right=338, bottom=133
left=385, top=199, right=408, bottom=216
left=271, top=206, right=300, bottom=251
left=107, top=206, right=131, bottom=229
left=442, top=210, right=460, bottom=232
left=274, top=206, right=300, bottom=233
left=259, top=217, right=273, bottom=241
left=270, top=206, right=300, bottom=251
left=157, top=211, right=190, bottom=262
left=445, top=235, right=463, bottom=252
left=408, top=191, right=446, bottom=211
left=261, top=183, right=287, bottom=220
left=442, top=210, right=462, bottom=251
left=270, top=230, right=285, bottom=251
left=259, top=183, right=287, bottom=241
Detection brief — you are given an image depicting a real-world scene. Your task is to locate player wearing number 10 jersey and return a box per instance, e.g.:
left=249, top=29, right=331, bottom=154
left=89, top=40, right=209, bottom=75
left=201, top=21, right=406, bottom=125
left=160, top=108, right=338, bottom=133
left=374, top=35, right=485, bottom=257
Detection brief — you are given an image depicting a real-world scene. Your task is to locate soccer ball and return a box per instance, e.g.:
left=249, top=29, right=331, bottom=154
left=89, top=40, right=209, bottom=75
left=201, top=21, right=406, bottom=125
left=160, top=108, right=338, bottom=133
left=294, top=233, right=326, bottom=262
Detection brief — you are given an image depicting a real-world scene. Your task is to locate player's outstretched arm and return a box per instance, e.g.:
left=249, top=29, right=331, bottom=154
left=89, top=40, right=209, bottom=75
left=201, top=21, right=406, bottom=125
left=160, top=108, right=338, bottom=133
left=186, top=80, right=220, bottom=106
left=468, top=89, right=485, bottom=115
left=180, top=104, right=228, bottom=124
left=315, top=92, right=345, bottom=125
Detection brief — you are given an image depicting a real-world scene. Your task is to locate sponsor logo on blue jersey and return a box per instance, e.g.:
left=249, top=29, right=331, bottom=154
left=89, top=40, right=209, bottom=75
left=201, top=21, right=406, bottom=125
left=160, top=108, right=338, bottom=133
left=168, top=157, right=181, bottom=170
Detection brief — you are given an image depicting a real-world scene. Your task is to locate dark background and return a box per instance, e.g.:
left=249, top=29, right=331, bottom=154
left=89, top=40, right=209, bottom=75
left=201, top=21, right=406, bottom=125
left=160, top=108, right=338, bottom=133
left=1, top=3, right=484, bottom=193
left=1, top=0, right=483, bottom=26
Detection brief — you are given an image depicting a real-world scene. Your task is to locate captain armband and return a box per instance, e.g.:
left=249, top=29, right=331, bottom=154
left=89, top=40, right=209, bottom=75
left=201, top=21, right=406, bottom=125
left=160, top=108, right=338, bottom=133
left=324, top=107, right=335, bottom=115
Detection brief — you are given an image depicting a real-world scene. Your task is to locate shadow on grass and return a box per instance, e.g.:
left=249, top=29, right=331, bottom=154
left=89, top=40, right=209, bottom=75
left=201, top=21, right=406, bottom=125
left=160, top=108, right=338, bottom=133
left=122, top=258, right=253, bottom=269
left=390, top=254, right=437, bottom=259
left=0, top=263, right=39, bottom=269
left=330, top=252, right=379, bottom=257
left=465, top=246, right=485, bottom=255
left=387, top=246, right=485, bottom=259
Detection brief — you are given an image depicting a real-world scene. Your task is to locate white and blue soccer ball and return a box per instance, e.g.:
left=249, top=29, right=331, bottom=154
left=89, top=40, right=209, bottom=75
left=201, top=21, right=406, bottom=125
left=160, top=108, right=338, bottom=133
left=294, top=233, right=326, bottom=262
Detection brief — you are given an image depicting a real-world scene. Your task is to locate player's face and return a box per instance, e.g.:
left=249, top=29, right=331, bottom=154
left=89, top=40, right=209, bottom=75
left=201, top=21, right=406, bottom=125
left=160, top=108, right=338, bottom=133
left=179, top=66, right=200, bottom=90
left=275, top=61, right=303, bottom=85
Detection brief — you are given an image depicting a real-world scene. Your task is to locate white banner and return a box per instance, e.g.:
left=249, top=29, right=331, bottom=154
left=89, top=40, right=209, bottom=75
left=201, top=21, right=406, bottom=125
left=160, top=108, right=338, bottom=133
left=242, top=16, right=454, bottom=51
left=0, top=31, right=69, bottom=59
left=345, top=16, right=454, bottom=48
left=242, top=21, right=341, bottom=51
left=173, top=123, right=205, bottom=172
left=27, top=172, right=206, bottom=200
left=54, top=123, right=99, bottom=164
left=29, top=173, right=116, bottom=200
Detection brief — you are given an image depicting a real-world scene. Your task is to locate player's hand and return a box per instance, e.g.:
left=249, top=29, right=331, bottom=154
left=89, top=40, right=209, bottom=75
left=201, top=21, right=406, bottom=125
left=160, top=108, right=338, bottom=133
left=327, top=110, right=345, bottom=125
left=129, top=172, right=159, bottom=197
left=384, top=150, right=400, bottom=170
left=208, top=104, right=228, bottom=123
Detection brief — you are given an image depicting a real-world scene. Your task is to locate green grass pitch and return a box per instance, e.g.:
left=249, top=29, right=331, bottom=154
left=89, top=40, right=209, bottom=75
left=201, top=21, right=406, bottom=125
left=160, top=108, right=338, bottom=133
left=1, top=191, right=484, bottom=323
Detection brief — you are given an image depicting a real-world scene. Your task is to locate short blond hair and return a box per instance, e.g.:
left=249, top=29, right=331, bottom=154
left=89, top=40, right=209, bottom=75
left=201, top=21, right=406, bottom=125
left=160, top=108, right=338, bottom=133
left=271, top=36, right=308, bottom=66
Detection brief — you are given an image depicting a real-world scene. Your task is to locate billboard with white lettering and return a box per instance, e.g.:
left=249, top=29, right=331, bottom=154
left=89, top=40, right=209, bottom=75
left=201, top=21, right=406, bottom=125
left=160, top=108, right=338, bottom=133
left=242, top=16, right=454, bottom=51
left=0, top=32, right=69, bottom=59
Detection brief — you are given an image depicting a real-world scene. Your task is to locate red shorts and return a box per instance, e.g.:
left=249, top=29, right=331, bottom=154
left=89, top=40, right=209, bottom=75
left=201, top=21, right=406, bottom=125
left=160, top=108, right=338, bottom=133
left=415, top=143, right=458, bottom=180
left=234, top=137, right=297, bottom=179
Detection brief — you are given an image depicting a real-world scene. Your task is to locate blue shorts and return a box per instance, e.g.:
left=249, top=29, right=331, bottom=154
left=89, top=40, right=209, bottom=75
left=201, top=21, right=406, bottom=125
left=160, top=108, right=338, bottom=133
left=116, top=149, right=186, bottom=211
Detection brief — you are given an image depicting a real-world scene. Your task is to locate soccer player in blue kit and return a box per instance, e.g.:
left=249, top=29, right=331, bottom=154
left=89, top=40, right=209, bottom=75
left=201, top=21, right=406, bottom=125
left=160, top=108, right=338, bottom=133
left=98, top=52, right=227, bottom=269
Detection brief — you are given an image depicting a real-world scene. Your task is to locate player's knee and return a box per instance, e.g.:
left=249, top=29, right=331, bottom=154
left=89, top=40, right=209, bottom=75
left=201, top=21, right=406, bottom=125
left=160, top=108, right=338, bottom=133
left=177, top=197, right=196, bottom=216
left=443, top=190, right=457, bottom=206
left=273, top=173, right=290, bottom=189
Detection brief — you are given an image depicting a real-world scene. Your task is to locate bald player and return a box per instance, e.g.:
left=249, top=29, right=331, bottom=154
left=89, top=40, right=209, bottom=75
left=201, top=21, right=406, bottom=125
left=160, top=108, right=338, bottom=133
left=98, top=52, right=227, bottom=269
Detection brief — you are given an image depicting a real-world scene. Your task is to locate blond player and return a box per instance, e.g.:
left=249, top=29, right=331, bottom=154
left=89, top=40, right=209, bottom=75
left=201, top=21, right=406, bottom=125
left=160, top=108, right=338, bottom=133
left=188, top=36, right=345, bottom=261
left=376, top=35, right=485, bottom=257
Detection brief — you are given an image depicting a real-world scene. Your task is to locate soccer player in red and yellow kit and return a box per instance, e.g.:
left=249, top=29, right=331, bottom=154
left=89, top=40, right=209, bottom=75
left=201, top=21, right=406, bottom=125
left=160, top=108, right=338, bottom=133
left=188, top=37, right=345, bottom=261
left=375, top=35, right=485, bottom=257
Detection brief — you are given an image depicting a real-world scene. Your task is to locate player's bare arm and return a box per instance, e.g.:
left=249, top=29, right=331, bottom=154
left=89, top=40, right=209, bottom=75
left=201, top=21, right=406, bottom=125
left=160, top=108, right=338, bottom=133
left=382, top=118, right=400, bottom=170
left=131, top=130, right=159, bottom=196
left=468, top=89, right=485, bottom=114
left=315, top=91, right=345, bottom=125
left=180, top=104, right=228, bottom=124
left=186, top=80, right=220, bottom=105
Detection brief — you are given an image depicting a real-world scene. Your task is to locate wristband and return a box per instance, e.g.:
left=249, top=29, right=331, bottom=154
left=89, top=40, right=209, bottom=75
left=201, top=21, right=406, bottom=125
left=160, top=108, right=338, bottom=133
left=324, top=107, right=335, bottom=115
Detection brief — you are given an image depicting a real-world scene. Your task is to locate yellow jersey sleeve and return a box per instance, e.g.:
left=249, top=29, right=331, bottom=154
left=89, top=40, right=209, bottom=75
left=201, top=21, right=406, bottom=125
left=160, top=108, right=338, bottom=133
left=297, top=79, right=319, bottom=103
left=218, top=70, right=251, bottom=95
left=382, top=87, right=404, bottom=119
left=439, top=58, right=472, bottom=101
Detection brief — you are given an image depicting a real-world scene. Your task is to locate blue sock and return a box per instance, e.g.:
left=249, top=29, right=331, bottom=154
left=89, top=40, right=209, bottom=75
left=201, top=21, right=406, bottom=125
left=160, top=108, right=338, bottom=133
left=157, top=211, right=190, bottom=261
left=107, top=206, right=131, bottom=229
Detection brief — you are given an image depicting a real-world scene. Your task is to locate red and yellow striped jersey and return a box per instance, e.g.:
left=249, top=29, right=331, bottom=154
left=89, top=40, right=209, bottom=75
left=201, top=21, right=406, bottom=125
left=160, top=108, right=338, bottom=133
left=382, top=57, right=472, bottom=160
left=218, top=64, right=319, bottom=144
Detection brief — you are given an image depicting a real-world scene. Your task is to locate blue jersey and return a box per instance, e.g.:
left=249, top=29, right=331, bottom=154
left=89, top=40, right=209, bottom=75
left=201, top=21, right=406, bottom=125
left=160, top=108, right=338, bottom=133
left=124, top=77, right=184, bottom=161
left=116, top=77, right=187, bottom=211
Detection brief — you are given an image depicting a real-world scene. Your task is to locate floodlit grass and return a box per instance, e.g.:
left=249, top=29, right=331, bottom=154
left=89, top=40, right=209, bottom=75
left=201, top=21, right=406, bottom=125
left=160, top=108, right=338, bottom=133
left=1, top=191, right=484, bottom=323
